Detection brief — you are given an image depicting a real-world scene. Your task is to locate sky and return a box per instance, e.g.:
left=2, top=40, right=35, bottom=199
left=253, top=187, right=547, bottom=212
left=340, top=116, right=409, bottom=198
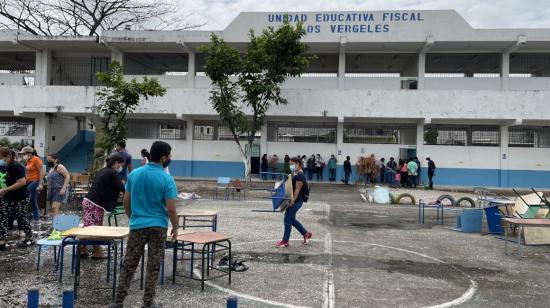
left=181, top=0, right=550, bottom=30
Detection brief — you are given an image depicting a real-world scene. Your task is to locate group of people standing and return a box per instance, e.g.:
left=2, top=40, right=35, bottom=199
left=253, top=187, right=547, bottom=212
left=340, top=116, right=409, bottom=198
left=261, top=153, right=340, bottom=182
left=378, top=155, right=437, bottom=189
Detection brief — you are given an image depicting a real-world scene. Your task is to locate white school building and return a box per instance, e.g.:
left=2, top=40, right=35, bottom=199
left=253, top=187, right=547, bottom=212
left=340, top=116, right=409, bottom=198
left=1, top=10, right=550, bottom=187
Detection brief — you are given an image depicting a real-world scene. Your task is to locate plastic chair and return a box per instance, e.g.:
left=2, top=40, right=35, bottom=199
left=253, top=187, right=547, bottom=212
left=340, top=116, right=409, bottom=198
left=213, top=177, right=231, bottom=200
left=36, top=214, right=80, bottom=279
left=108, top=206, right=126, bottom=226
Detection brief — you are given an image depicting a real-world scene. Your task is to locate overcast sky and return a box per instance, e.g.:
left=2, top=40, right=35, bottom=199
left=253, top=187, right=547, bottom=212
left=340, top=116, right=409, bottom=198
left=182, top=0, right=550, bottom=30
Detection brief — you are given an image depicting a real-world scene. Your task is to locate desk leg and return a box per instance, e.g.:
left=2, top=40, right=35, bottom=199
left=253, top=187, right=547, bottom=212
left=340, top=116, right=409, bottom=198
left=172, top=240, right=177, bottom=285
left=113, top=240, right=118, bottom=302
left=201, top=244, right=206, bottom=291
left=505, top=222, right=508, bottom=255
left=74, top=241, right=81, bottom=299
left=140, top=254, right=145, bottom=290
left=518, top=225, right=522, bottom=258
left=228, top=240, right=232, bottom=285
left=190, top=243, right=195, bottom=278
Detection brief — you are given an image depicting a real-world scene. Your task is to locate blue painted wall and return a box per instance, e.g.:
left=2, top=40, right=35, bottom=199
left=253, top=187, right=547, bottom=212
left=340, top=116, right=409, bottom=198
left=129, top=159, right=550, bottom=188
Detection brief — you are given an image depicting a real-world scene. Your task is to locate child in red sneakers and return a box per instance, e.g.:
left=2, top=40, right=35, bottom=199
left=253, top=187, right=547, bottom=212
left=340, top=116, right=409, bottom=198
left=276, top=157, right=312, bottom=248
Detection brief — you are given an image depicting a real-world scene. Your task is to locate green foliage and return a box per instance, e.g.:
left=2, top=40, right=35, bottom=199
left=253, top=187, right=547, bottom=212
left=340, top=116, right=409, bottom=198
left=199, top=18, right=314, bottom=166
left=424, top=128, right=439, bottom=145
left=0, top=138, right=21, bottom=150
left=94, top=61, right=166, bottom=167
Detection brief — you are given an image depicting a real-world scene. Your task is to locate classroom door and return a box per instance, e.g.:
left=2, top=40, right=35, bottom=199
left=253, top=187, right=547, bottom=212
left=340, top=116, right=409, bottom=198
left=246, top=144, right=261, bottom=174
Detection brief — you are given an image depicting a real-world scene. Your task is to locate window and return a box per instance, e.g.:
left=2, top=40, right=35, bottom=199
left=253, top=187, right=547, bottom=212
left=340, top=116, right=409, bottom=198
left=510, top=53, right=550, bottom=77
left=424, top=125, right=499, bottom=146
left=509, top=126, right=550, bottom=148
left=193, top=121, right=260, bottom=141
left=267, top=122, right=337, bottom=143
left=343, top=124, right=416, bottom=144
left=425, top=54, right=501, bottom=77
left=127, top=119, right=186, bottom=140
left=0, top=117, right=34, bottom=136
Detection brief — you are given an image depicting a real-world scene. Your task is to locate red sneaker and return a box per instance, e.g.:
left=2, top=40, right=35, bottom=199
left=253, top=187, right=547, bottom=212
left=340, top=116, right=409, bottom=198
left=275, top=240, right=289, bottom=248
left=303, top=232, right=313, bottom=245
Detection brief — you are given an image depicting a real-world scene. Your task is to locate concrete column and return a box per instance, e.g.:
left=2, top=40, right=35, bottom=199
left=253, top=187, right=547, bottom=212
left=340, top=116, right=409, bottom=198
left=185, top=119, right=194, bottom=177
left=35, top=49, right=51, bottom=86
left=111, top=49, right=123, bottom=64
left=501, top=52, right=510, bottom=90
left=260, top=123, right=268, bottom=156
left=336, top=117, right=344, bottom=180
left=338, top=37, right=346, bottom=89
left=499, top=124, right=510, bottom=187
left=416, top=120, right=426, bottom=183
left=34, top=115, right=48, bottom=157
left=417, top=53, right=426, bottom=90
left=188, top=52, right=196, bottom=88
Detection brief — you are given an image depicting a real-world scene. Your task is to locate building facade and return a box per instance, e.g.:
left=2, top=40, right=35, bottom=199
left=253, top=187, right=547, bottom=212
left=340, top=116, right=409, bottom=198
left=1, top=10, right=550, bottom=187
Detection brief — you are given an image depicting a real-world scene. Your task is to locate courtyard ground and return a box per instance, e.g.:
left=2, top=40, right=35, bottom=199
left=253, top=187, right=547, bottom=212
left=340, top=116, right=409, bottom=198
left=0, top=182, right=549, bottom=307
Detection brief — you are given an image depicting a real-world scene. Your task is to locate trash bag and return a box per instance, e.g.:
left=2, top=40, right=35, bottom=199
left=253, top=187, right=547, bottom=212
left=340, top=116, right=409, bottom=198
left=373, top=186, right=390, bottom=204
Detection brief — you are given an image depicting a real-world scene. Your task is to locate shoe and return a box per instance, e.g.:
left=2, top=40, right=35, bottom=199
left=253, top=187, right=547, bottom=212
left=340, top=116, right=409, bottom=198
left=303, top=232, right=313, bottom=245
left=19, top=239, right=35, bottom=247
left=275, top=240, right=289, bottom=248
left=0, top=243, right=6, bottom=251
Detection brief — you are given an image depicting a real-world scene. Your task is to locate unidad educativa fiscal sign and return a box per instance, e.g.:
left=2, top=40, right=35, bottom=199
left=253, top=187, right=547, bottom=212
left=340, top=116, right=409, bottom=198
left=267, top=12, right=425, bottom=33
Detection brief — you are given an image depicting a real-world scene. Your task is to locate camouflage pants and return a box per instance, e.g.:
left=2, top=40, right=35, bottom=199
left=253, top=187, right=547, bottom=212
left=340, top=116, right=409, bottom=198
left=114, top=227, right=166, bottom=307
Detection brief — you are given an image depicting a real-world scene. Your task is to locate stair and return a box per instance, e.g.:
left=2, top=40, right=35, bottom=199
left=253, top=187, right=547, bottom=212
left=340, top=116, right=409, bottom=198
left=57, top=130, right=95, bottom=173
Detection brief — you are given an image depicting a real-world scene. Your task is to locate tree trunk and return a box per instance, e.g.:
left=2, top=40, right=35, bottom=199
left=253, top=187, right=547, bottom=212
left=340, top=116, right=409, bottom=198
left=233, top=139, right=251, bottom=185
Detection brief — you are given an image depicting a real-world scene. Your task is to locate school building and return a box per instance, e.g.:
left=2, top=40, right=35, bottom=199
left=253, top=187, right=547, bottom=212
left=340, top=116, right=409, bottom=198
left=1, top=10, right=550, bottom=187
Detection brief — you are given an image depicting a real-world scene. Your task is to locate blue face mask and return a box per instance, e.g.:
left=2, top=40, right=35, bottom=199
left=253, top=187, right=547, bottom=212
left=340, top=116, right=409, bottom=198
left=0, top=160, right=5, bottom=167
left=290, top=164, right=296, bottom=173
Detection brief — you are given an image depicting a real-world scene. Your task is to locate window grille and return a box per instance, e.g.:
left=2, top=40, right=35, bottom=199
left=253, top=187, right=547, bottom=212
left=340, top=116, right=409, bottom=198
left=343, top=124, right=416, bottom=144
left=0, top=117, right=34, bottom=136
left=424, top=125, right=499, bottom=146
left=267, top=122, right=337, bottom=143
left=509, top=126, right=550, bottom=148
left=127, top=119, right=186, bottom=140
left=193, top=121, right=260, bottom=141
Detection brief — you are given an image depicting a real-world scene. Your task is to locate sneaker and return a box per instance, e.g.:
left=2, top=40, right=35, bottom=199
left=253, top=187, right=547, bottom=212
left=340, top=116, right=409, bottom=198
left=303, top=232, right=313, bottom=245
left=19, top=239, right=35, bottom=248
left=0, top=243, right=6, bottom=251
left=275, top=240, right=289, bottom=248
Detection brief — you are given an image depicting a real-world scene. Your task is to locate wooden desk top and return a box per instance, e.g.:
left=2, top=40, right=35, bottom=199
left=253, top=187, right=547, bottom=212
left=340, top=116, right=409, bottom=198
left=68, top=226, right=130, bottom=240
left=166, top=229, right=195, bottom=241
left=175, top=231, right=230, bottom=244
left=502, top=218, right=550, bottom=226
left=177, top=209, right=218, bottom=217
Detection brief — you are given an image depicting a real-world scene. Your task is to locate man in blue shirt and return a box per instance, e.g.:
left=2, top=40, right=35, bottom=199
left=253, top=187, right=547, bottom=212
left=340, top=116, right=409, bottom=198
left=114, top=141, right=178, bottom=308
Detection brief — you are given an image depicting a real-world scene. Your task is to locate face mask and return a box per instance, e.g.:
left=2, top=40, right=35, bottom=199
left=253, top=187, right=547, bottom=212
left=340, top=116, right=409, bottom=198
left=290, top=164, right=296, bottom=172
left=116, top=166, right=123, bottom=173
left=162, top=158, right=171, bottom=168
left=23, top=155, right=29, bottom=161
left=47, top=161, right=54, bottom=168
left=0, top=160, right=5, bottom=167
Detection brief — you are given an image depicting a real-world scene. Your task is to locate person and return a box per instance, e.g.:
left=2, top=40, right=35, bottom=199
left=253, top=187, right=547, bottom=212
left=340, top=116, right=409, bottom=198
left=46, top=154, right=70, bottom=217
left=20, top=146, right=45, bottom=222
left=328, top=155, right=337, bottom=182
left=80, top=154, right=125, bottom=258
left=114, top=141, right=178, bottom=308
left=306, top=155, right=315, bottom=181
left=399, top=159, right=408, bottom=188
left=342, top=156, right=352, bottom=185
left=0, top=148, right=33, bottom=250
left=140, top=149, right=150, bottom=167
left=379, top=157, right=386, bottom=184
left=283, top=155, right=291, bottom=174
left=407, top=157, right=418, bottom=188
left=275, top=157, right=312, bottom=248
left=261, top=154, right=268, bottom=180
left=301, top=155, right=307, bottom=177
left=386, top=157, right=397, bottom=184
left=114, top=141, right=133, bottom=182
left=270, top=154, right=279, bottom=179
left=414, top=156, right=422, bottom=186
left=426, top=155, right=436, bottom=190
left=315, top=154, right=324, bottom=181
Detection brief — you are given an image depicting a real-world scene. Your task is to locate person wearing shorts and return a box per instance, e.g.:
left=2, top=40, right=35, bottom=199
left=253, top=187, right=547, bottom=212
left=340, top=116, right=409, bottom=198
left=46, top=154, right=70, bottom=217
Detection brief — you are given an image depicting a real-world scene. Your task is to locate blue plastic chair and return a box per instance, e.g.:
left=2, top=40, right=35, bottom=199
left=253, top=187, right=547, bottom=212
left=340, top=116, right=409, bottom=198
left=213, top=177, right=231, bottom=200
left=36, top=214, right=80, bottom=280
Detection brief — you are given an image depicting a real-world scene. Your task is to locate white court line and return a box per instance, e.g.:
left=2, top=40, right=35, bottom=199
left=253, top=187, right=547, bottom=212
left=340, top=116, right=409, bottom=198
left=225, top=239, right=477, bottom=308
left=322, top=203, right=335, bottom=308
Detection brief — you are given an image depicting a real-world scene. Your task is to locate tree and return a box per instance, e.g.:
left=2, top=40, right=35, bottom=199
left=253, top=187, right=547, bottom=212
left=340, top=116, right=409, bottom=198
left=0, top=0, right=201, bottom=36
left=200, top=20, right=314, bottom=183
left=93, top=61, right=165, bottom=172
